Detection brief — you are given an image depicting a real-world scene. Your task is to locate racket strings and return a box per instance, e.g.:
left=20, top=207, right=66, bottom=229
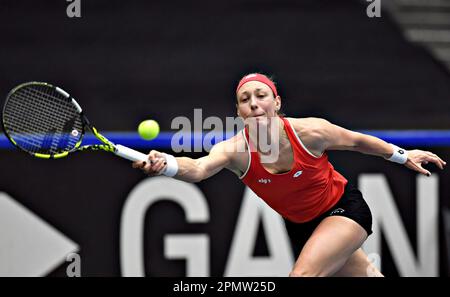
left=5, top=98, right=82, bottom=154
left=17, top=87, right=79, bottom=132
left=7, top=92, right=70, bottom=137
left=3, top=84, right=83, bottom=155
left=15, top=86, right=83, bottom=152
left=4, top=93, right=74, bottom=153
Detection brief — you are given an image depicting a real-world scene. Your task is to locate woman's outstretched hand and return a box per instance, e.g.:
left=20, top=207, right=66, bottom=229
left=404, top=149, right=446, bottom=176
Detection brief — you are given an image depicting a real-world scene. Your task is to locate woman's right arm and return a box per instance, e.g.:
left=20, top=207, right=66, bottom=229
left=132, top=140, right=232, bottom=183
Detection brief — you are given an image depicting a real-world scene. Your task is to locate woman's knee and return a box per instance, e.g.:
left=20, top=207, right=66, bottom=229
left=290, top=253, right=348, bottom=277
left=289, top=265, right=326, bottom=277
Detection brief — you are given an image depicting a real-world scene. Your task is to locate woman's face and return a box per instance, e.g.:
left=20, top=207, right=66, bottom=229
left=236, top=81, right=281, bottom=120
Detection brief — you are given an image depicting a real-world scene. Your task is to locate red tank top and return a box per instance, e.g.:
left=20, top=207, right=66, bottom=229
left=240, top=117, right=348, bottom=223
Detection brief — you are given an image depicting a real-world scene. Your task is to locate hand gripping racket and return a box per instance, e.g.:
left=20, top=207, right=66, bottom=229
left=1, top=82, right=149, bottom=162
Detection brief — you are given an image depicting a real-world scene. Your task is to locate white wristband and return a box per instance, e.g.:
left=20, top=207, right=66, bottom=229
left=162, top=153, right=178, bottom=177
left=386, top=144, right=408, bottom=164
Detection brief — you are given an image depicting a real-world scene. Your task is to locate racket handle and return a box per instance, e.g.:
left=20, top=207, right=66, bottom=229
left=115, top=144, right=148, bottom=162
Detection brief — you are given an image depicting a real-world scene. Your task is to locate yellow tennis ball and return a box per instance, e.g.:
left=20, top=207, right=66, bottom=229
left=138, top=120, right=160, bottom=140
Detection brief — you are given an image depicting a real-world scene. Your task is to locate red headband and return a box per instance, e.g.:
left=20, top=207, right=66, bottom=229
left=236, top=73, right=278, bottom=97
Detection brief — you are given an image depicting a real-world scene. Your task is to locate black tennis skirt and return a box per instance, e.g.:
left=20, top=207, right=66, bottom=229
left=283, top=183, right=373, bottom=256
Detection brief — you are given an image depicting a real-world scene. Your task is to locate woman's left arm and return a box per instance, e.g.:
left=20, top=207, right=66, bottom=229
left=310, top=118, right=446, bottom=176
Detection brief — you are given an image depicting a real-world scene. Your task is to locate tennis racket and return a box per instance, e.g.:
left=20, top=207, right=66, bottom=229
left=1, top=81, right=149, bottom=162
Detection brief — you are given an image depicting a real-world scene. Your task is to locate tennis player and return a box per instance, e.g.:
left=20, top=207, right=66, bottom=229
left=133, top=73, right=446, bottom=277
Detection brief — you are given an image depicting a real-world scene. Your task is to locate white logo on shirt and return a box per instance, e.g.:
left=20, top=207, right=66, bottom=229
left=293, top=170, right=303, bottom=178
left=330, top=208, right=345, bottom=215
left=258, top=178, right=271, bottom=184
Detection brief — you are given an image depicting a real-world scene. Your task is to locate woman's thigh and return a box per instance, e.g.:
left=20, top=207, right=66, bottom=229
left=291, top=216, right=368, bottom=276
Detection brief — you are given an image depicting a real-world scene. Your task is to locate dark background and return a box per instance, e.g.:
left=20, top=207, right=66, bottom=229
left=1, top=0, right=449, bottom=276
left=2, top=0, right=449, bottom=130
